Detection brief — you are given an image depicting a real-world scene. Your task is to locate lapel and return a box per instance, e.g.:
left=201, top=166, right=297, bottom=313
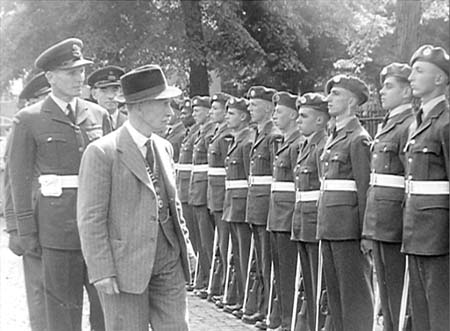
left=116, top=127, right=154, bottom=192
left=209, top=122, right=227, bottom=144
left=375, top=108, right=413, bottom=139
left=227, top=127, right=249, bottom=155
left=410, top=100, right=448, bottom=139
left=297, top=130, right=326, bottom=164
left=253, top=121, right=274, bottom=150
left=152, top=135, right=176, bottom=199
left=75, top=98, right=89, bottom=125
left=41, top=96, right=74, bottom=126
left=325, top=117, right=360, bottom=150
left=277, top=129, right=301, bottom=155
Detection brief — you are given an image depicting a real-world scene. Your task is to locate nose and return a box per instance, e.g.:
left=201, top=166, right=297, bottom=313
left=324, top=94, right=330, bottom=102
left=408, top=71, right=414, bottom=82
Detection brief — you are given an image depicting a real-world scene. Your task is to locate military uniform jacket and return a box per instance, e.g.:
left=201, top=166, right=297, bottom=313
left=223, top=127, right=255, bottom=223
left=112, top=109, right=127, bottom=131
left=176, top=123, right=199, bottom=203
left=267, top=129, right=302, bottom=232
left=188, top=121, right=215, bottom=206
left=8, top=96, right=111, bottom=249
left=402, top=98, right=449, bottom=256
left=363, top=107, right=413, bottom=243
left=292, top=130, right=327, bottom=242
left=207, top=122, right=232, bottom=212
left=246, top=121, right=282, bottom=225
left=317, top=117, right=371, bottom=240
left=165, top=121, right=186, bottom=163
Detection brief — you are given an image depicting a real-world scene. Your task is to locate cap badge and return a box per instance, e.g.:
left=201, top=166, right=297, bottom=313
left=274, top=94, right=280, bottom=102
left=107, top=73, right=116, bottom=81
left=72, top=44, right=81, bottom=58
left=423, top=48, right=432, bottom=56
left=212, top=95, right=218, bottom=100
left=229, top=98, right=235, bottom=104
left=185, top=101, right=190, bottom=107
left=444, top=52, right=450, bottom=60
left=333, top=76, right=341, bottom=83
left=299, top=96, right=307, bottom=104
left=250, top=90, right=256, bottom=97
left=193, top=99, right=198, bottom=105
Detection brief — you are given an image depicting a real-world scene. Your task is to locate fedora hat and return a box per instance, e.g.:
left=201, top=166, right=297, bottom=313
left=116, top=64, right=181, bottom=104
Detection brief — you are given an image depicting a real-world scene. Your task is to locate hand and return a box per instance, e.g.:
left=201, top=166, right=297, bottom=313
left=8, top=231, right=25, bottom=256
left=360, top=239, right=373, bottom=255
left=186, top=241, right=197, bottom=276
left=94, top=277, right=120, bottom=295
left=19, top=233, right=41, bottom=257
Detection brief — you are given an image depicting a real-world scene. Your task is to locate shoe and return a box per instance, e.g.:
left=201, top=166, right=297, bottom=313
left=223, top=303, right=242, bottom=314
left=185, top=284, right=195, bottom=292
left=212, top=295, right=223, bottom=302
left=242, top=312, right=265, bottom=324
left=215, top=300, right=224, bottom=309
left=232, top=309, right=244, bottom=319
left=255, top=320, right=268, bottom=330
left=196, top=289, right=208, bottom=299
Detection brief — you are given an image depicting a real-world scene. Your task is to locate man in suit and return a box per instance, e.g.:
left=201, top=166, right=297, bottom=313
left=403, top=45, right=449, bottom=331
left=8, top=38, right=110, bottom=331
left=4, top=72, right=50, bottom=331
left=362, top=63, right=414, bottom=331
left=317, top=74, right=373, bottom=331
left=291, top=93, right=330, bottom=331
left=77, top=64, right=193, bottom=331
left=87, top=65, right=127, bottom=130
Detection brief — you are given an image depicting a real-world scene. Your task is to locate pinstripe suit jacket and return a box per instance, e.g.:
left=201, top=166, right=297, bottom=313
left=77, top=124, right=191, bottom=294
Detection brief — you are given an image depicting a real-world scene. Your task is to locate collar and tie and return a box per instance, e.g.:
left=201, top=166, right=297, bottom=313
left=416, top=108, right=423, bottom=127
left=66, top=104, right=76, bottom=123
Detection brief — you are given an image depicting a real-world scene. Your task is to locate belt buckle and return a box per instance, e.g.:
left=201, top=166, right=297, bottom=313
left=405, top=177, right=412, bottom=195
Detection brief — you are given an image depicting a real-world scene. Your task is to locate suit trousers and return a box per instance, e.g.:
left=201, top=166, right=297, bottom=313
left=322, top=240, right=373, bottom=331
left=41, top=248, right=104, bottom=331
left=251, top=224, right=271, bottom=316
left=192, top=205, right=214, bottom=289
left=229, top=222, right=252, bottom=304
left=372, top=241, right=405, bottom=331
left=211, top=211, right=230, bottom=294
left=23, top=254, right=47, bottom=331
left=98, top=223, right=188, bottom=331
left=270, top=231, right=297, bottom=329
left=408, top=254, right=449, bottom=331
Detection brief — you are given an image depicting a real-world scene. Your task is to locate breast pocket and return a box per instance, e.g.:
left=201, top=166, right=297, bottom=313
left=37, top=133, right=69, bottom=169
left=297, top=165, right=313, bottom=190
left=374, top=142, right=399, bottom=172
left=411, top=141, right=443, bottom=177
left=252, top=152, right=271, bottom=174
left=329, top=151, right=349, bottom=176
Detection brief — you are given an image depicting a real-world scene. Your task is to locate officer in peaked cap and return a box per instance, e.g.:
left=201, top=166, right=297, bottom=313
left=267, top=91, right=302, bottom=331
left=402, top=45, right=449, bottom=331
left=18, top=72, right=51, bottom=104
left=8, top=37, right=111, bottom=331
left=362, top=62, right=414, bottom=331
left=88, top=65, right=127, bottom=130
left=317, top=74, right=373, bottom=331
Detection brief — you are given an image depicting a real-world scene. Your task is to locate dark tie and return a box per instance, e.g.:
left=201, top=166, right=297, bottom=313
left=381, top=112, right=389, bottom=128
left=67, top=104, right=76, bottom=123
left=301, top=139, right=308, bottom=154
left=145, top=139, right=155, bottom=171
left=416, top=108, right=423, bottom=127
left=331, top=126, right=337, bottom=139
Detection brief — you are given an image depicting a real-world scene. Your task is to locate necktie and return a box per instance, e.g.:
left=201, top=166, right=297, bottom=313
left=67, top=104, right=76, bottom=123
left=145, top=139, right=155, bottom=171
left=145, top=138, right=163, bottom=208
left=300, top=139, right=308, bottom=154
left=331, top=126, right=337, bottom=139
left=381, top=112, right=389, bottom=128
left=416, top=108, right=423, bottom=127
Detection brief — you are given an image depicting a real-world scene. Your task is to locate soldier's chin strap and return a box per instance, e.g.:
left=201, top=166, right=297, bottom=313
left=399, top=257, right=410, bottom=331
left=315, top=240, right=323, bottom=331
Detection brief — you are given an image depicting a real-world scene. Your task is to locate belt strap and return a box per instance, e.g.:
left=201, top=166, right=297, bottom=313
left=192, top=164, right=209, bottom=172
left=295, top=190, right=320, bottom=202
left=370, top=173, right=405, bottom=189
left=208, top=167, right=226, bottom=176
left=321, top=179, right=357, bottom=192
left=271, top=181, right=295, bottom=192
left=175, top=163, right=193, bottom=172
left=249, top=176, right=273, bottom=186
left=405, top=180, right=449, bottom=195
left=39, top=174, right=78, bottom=188
left=225, top=180, right=248, bottom=190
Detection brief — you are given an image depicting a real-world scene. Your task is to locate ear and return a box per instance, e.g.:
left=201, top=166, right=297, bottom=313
left=347, top=93, right=359, bottom=108
left=435, top=71, right=449, bottom=87
left=90, top=88, right=99, bottom=101
left=45, top=71, right=54, bottom=84
left=401, top=85, right=413, bottom=100
left=289, top=109, right=299, bottom=120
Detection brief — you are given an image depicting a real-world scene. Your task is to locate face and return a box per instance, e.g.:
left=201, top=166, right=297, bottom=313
left=225, top=107, right=243, bottom=129
left=137, top=98, right=174, bottom=134
left=92, top=85, right=121, bottom=114
left=272, top=104, right=295, bottom=131
left=47, top=66, right=85, bottom=100
left=248, top=98, right=269, bottom=123
left=379, top=76, right=410, bottom=110
left=325, top=86, right=352, bottom=117
left=297, top=106, right=320, bottom=136
left=408, top=61, right=441, bottom=98
left=180, top=107, right=194, bottom=127
left=192, top=106, right=209, bottom=125
left=209, top=101, right=226, bottom=123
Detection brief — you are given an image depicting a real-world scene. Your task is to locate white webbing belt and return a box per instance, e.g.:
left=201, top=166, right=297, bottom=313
left=225, top=180, right=249, bottom=190
left=321, top=179, right=357, bottom=192
left=405, top=180, right=449, bottom=195
left=176, top=163, right=193, bottom=172
left=208, top=167, right=226, bottom=176
left=271, top=182, right=295, bottom=192
left=192, top=164, right=209, bottom=172
left=249, top=176, right=273, bottom=186
left=295, top=190, right=320, bottom=202
left=370, top=173, right=405, bottom=189
left=39, top=174, right=78, bottom=188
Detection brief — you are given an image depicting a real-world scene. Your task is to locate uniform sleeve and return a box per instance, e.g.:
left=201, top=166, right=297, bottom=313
left=290, top=140, right=300, bottom=172
left=8, top=117, right=37, bottom=236
left=3, top=135, right=17, bottom=233
left=243, top=135, right=254, bottom=178
left=440, top=121, right=449, bottom=179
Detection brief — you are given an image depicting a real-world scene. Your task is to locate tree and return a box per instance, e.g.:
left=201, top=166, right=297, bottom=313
left=395, top=0, right=422, bottom=61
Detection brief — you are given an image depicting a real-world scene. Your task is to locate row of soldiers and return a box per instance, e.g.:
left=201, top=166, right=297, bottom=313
left=166, top=44, right=449, bottom=331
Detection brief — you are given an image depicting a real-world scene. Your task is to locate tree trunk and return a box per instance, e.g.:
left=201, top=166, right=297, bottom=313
left=395, top=0, right=422, bottom=62
left=180, top=0, right=209, bottom=97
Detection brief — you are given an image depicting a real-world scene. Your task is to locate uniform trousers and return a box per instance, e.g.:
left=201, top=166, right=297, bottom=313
left=192, top=205, right=214, bottom=289
left=229, top=222, right=252, bottom=304
left=372, top=241, right=405, bottom=331
left=41, top=248, right=104, bottom=331
left=211, top=211, right=230, bottom=294
left=321, top=240, right=373, bottom=331
left=270, top=231, right=297, bottom=329
left=250, top=224, right=271, bottom=316
left=181, top=203, right=198, bottom=254
left=22, top=254, right=47, bottom=331
left=98, top=222, right=188, bottom=331
left=408, top=254, right=449, bottom=331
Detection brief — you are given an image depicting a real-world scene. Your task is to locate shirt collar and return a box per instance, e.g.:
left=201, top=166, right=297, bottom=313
left=125, top=121, right=151, bottom=157
left=110, top=108, right=119, bottom=128
left=422, top=94, right=446, bottom=118
left=335, top=115, right=356, bottom=132
left=388, top=103, right=411, bottom=119
left=50, top=93, right=77, bottom=115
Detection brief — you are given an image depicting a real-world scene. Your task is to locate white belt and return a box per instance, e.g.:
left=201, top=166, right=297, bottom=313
left=405, top=180, right=449, bottom=195
left=225, top=180, right=248, bottom=190
left=39, top=174, right=78, bottom=197
left=176, top=163, right=193, bottom=172
left=321, top=179, right=357, bottom=192
left=208, top=167, right=226, bottom=176
left=249, top=176, right=273, bottom=186
left=271, top=182, right=295, bottom=192
left=370, top=173, right=405, bottom=189
left=192, top=164, right=209, bottom=172
left=295, top=190, right=320, bottom=202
